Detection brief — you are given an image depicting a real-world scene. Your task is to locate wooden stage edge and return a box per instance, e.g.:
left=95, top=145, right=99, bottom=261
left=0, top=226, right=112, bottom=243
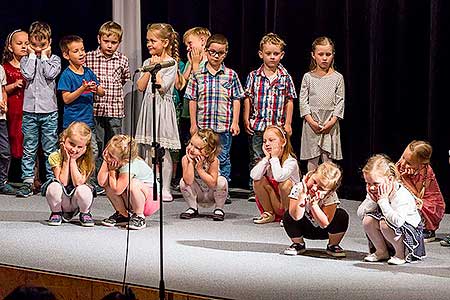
left=0, top=263, right=223, bottom=300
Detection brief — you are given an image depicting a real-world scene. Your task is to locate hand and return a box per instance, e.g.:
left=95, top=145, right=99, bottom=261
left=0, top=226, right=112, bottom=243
left=244, top=120, right=254, bottom=135
left=190, top=47, right=203, bottom=65
left=27, top=44, right=35, bottom=55
left=189, top=124, right=198, bottom=137
left=150, top=55, right=162, bottom=64
left=319, top=119, right=335, bottom=134
left=377, top=181, right=393, bottom=200
left=42, top=45, right=52, bottom=57
left=283, top=124, right=292, bottom=136
left=0, top=100, right=7, bottom=113
left=70, top=148, right=86, bottom=160
left=60, top=142, right=69, bottom=161
left=15, top=79, right=24, bottom=89
left=262, top=145, right=271, bottom=159
left=307, top=118, right=322, bottom=134
left=415, top=198, right=423, bottom=210
left=270, top=143, right=283, bottom=159
left=194, top=155, right=205, bottom=171
left=230, top=123, right=240, bottom=136
left=107, top=159, right=120, bottom=171
left=366, top=185, right=379, bottom=202
left=295, top=177, right=309, bottom=204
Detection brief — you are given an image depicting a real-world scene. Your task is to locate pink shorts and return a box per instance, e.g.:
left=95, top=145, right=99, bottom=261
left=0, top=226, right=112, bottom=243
left=143, top=184, right=160, bottom=217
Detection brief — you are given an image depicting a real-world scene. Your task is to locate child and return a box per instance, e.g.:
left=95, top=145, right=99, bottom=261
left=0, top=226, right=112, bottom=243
left=45, top=122, right=95, bottom=227
left=184, top=34, right=245, bottom=203
left=98, top=134, right=159, bottom=230
left=58, top=35, right=105, bottom=159
left=85, top=21, right=131, bottom=165
left=179, top=128, right=228, bottom=221
left=0, top=65, right=13, bottom=194
left=396, top=140, right=445, bottom=242
left=299, top=36, right=345, bottom=172
left=357, top=154, right=425, bottom=265
left=283, top=161, right=348, bottom=257
left=250, top=125, right=300, bottom=224
left=135, top=23, right=181, bottom=202
left=2, top=29, right=28, bottom=186
left=17, top=21, right=61, bottom=198
left=182, top=27, right=211, bottom=81
left=244, top=33, right=296, bottom=202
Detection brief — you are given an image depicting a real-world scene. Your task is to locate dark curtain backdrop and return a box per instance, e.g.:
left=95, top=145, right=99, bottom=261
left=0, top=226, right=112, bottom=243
left=1, top=0, right=450, bottom=209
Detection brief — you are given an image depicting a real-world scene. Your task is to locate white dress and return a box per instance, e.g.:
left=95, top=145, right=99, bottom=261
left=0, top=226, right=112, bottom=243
left=135, top=58, right=181, bottom=149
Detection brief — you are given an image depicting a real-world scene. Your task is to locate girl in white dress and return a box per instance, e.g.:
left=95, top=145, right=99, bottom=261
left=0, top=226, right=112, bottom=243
left=136, top=23, right=181, bottom=202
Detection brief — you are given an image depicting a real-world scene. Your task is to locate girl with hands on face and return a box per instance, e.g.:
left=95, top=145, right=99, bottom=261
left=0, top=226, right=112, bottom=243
left=179, top=129, right=228, bottom=221
left=250, top=126, right=300, bottom=224
left=357, top=154, right=425, bottom=265
left=45, top=122, right=96, bottom=227
left=283, top=161, right=348, bottom=257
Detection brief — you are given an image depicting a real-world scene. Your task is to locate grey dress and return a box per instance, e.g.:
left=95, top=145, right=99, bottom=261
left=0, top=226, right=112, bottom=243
left=299, top=71, right=344, bottom=160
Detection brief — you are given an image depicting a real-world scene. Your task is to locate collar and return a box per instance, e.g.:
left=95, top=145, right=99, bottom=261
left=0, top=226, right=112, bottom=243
left=94, top=47, right=119, bottom=59
left=201, top=62, right=226, bottom=75
left=255, top=63, right=289, bottom=77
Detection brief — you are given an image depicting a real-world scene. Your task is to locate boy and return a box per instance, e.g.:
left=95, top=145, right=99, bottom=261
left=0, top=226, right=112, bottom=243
left=0, top=65, right=15, bottom=194
left=57, top=35, right=105, bottom=157
left=243, top=33, right=296, bottom=202
left=182, top=27, right=211, bottom=81
left=184, top=34, right=245, bottom=203
left=17, top=21, right=61, bottom=198
left=85, top=21, right=130, bottom=162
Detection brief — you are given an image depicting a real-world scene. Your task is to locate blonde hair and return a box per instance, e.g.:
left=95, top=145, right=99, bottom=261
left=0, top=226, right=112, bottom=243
left=259, top=33, right=286, bottom=51
left=105, top=134, right=138, bottom=163
left=194, top=129, right=221, bottom=163
left=183, top=27, right=211, bottom=43
left=2, top=29, right=27, bottom=64
left=309, top=36, right=335, bottom=71
left=206, top=34, right=228, bottom=50
left=98, top=21, right=123, bottom=42
left=147, top=23, right=180, bottom=62
left=407, top=140, right=432, bottom=164
left=363, top=154, right=400, bottom=181
left=308, top=161, right=342, bottom=191
left=264, top=125, right=296, bottom=165
left=29, top=21, right=51, bottom=41
left=59, top=35, right=83, bottom=55
left=60, top=122, right=94, bottom=177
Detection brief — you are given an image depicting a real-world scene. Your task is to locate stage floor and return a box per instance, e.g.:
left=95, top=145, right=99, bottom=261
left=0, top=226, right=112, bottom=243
left=1, top=190, right=450, bottom=300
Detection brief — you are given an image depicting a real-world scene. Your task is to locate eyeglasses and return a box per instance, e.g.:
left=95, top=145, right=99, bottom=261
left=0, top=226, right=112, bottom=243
left=206, top=49, right=227, bottom=57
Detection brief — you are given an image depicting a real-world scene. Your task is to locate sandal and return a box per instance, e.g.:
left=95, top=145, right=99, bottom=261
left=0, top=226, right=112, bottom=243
left=253, top=211, right=275, bottom=224
left=212, top=208, right=225, bottom=221
left=180, top=207, right=198, bottom=219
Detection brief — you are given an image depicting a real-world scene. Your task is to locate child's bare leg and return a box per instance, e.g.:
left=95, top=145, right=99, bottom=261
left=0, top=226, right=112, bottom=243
left=380, top=220, right=405, bottom=259
left=73, top=184, right=93, bottom=214
left=105, top=184, right=128, bottom=216
left=129, top=179, right=147, bottom=217
left=363, top=216, right=389, bottom=255
left=179, top=178, right=200, bottom=209
left=46, top=182, right=64, bottom=212
left=212, top=176, right=228, bottom=210
left=278, top=179, right=294, bottom=211
left=253, top=177, right=275, bottom=214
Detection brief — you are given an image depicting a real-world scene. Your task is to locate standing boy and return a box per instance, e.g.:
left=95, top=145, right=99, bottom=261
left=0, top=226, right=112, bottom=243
left=0, top=65, right=14, bottom=194
left=184, top=34, right=245, bottom=203
left=17, top=21, right=61, bottom=198
left=243, top=33, right=297, bottom=201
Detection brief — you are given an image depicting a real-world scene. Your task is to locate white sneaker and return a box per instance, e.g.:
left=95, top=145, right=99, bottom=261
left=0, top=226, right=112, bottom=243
left=387, top=256, right=406, bottom=265
left=364, top=252, right=389, bottom=262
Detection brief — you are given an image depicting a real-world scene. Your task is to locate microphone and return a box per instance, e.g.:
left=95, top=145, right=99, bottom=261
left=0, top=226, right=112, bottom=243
left=136, top=60, right=176, bottom=72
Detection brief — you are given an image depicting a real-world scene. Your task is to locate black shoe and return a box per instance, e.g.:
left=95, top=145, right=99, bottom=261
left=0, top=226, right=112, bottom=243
left=423, top=230, right=436, bottom=243
left=16, top=183, right=33, bottom=198
left=101, top=211, right=130, bottom=227
left=0, top=183, right=16, bottom=195
left=79, top=212, right=95, bottom=227
left=283, top=243, right=306, bottom=256
left=128, top=214, right=146, bottom=230
left=326, top=244, right=346, bottom=257
left=225, top=194, right=231, bottom=204
left=180, top=207, right=199, bottom=219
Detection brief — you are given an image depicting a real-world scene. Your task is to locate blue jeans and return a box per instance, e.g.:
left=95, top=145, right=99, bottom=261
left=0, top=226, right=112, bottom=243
left=248, top=131, right=264, bottom=188
left=218, top=132, right=232, bottom=182
left=21, top=112, right=58, bottom=182
left=0, top=120, right=10, bottom=183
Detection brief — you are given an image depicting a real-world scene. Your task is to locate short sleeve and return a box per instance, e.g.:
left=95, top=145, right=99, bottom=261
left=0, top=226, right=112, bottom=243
left=48, top=151, right=62, bottom=168
left=289, top=182, right=304, bottom=200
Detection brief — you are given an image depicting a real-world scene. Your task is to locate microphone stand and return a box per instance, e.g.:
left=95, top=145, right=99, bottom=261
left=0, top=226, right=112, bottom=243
left=149, top=65, right=166, bottom=300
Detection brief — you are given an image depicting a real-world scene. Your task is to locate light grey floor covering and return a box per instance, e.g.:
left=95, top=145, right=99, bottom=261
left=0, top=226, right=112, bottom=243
left=1, top=191, right=450, bottom=300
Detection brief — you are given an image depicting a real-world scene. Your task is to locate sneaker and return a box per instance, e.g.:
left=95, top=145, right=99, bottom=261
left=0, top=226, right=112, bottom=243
left=225, top=194, right=232, bottom=204
left=253, top=211, right=275, bottom=224
left=180, top=207, right=199, bottom=219
left=0, top=183, right=16, bottom=195
left=364, top=252, right=389, bottom=262
left=62, top=208, right=80, bottom=223
left=387, top=256, right=406, bottom=265
left=247, top=191, right=256, bottom=202
left=101, top=211, right=130, bottom=227
left=283, top=243, right=306, bottom=256
left=440, top=236, right=450, bottom=247
left=16, top=183, right=33, bottom=198
left=170, top=178, right=180, bottom=191
left=326, top=244, right=346, bottom=257
left=128, top=214, right=146, bottom=230
left=79, top=212, right=95, bottom=227
left=95, top=184, right=106, bottom=196
left=47, top=212, right=62, bottom=226
left=423, top=229, right=436, bottom=243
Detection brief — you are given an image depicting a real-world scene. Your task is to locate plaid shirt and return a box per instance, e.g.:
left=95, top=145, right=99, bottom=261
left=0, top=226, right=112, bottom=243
left=245, top=63, right=296, bottom=131
left=85, top=48, right=131, bottom=118
left=184, top=63, right=244, bottom=133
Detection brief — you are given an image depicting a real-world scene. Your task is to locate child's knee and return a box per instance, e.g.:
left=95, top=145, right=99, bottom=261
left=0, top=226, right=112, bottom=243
left=216, top=176, right=228, bottom=192
left=46, top=182, right=62, bottom=196
left=74, top=184, right=93, bottom=198
left=279, top=180, right=293, bottom=194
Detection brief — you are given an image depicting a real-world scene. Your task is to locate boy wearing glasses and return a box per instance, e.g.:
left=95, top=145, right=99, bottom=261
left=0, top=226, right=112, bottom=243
left=184, top=34, right=244, bottom=203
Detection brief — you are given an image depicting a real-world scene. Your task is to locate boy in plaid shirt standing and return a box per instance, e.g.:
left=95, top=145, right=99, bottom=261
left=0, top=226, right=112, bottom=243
left=243, top=33, right=297, bottom=202
left=184, top=34, right=244, bottom=203
left=85, top=21, right=130, bottom=166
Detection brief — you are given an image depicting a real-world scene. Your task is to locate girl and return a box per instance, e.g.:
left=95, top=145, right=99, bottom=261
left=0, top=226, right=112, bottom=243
left=179, top=128, right=227, bottom=221
left=2, top=29, right=28, bottom=185
left=396, top=141, right=445, bottom=243
left=45, top=122, right=95, bottom=227
left=98, top=134, right=159, bottom=230
left=283, top=161, right=348, bottom=257
left=250, top=125, right=300, bottom=224
left=135, top=23, right=181, bottom=202
left=357, top=154, right=425, bottom=265
left=299, top=36, right=345, bottom=172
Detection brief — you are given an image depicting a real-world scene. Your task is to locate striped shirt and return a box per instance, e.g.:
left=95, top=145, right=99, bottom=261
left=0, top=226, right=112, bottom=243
left=184, top=63, right=244, bottom=133
left=244, top=64, right=296, bottom=131
left=85, top=48, right=131, bottom=118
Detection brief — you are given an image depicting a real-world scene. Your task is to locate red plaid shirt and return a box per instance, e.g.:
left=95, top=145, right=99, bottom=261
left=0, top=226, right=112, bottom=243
left=85, top=48, right=131, bottom=118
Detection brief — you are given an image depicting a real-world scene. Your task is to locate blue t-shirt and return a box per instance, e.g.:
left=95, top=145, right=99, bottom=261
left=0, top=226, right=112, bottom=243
left=57, top=66, right=99, bottom=128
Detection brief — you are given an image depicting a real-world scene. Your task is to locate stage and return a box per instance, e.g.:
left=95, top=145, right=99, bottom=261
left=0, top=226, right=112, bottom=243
left=1, top=190, right=450, bottom=300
